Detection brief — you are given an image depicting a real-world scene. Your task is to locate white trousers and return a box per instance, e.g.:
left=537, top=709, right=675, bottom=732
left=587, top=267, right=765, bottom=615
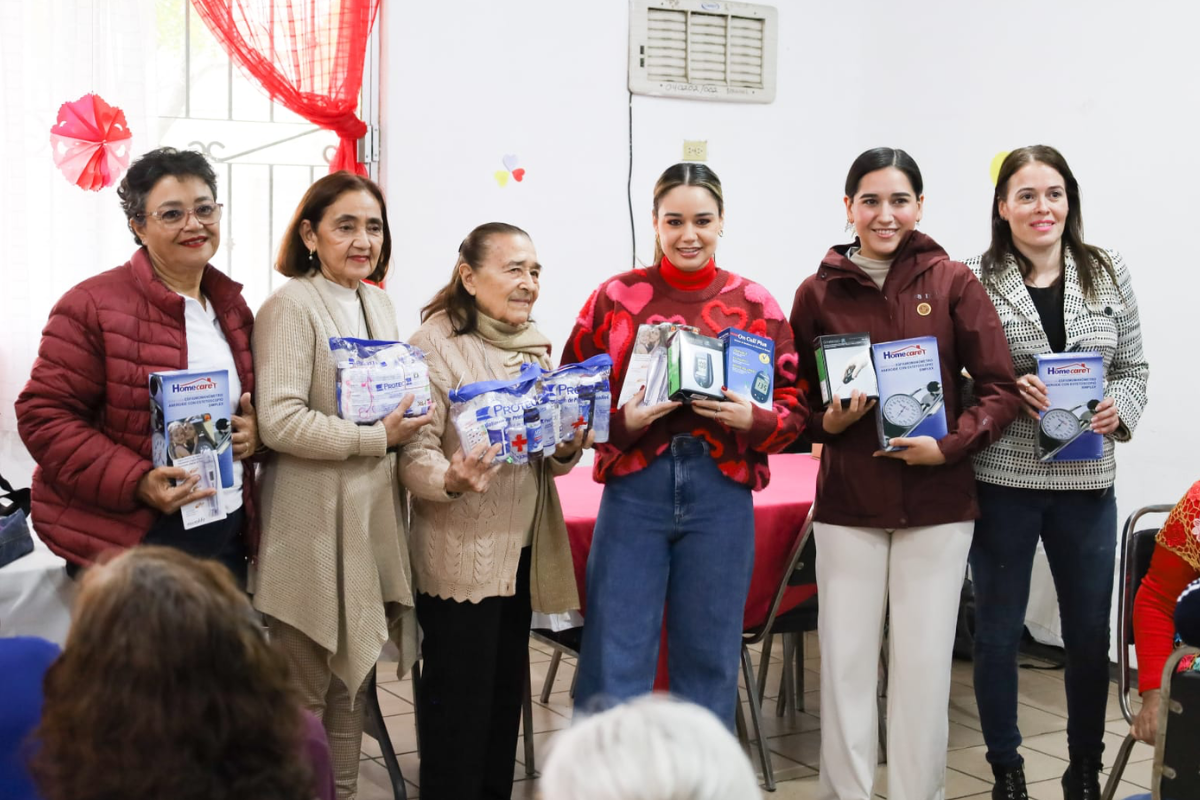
left=814, top=521, right=974, bottom=800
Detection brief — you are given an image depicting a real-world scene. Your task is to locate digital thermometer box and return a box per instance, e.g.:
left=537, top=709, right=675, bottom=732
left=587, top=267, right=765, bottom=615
left=149, top=369, right=234, bottom=488
left=719, top=327, right=774, bottom=410
left=814, top=332, right=878, bottom=409
left=872, top=336, right=947, bottom=451
left=1035, top=352, right=1104, bottom=462
left=667, top=329, right=726, bottom=403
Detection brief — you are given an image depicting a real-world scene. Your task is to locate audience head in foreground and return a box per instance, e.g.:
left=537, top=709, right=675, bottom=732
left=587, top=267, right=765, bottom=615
left=31, top=547, right=314, bottom=800
left=540, top=695, right=761, bottom=800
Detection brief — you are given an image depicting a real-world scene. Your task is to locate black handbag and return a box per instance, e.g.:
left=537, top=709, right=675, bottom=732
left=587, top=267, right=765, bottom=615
left=0, top=472, right=31, bottom=518
left=0, top=473, right=33, bottom=567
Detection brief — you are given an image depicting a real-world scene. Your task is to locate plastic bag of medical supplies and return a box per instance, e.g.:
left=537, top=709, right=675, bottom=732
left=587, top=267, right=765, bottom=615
left=330, top=337, right=433, bottom=423
left=449, top=363, right=546, bottom=465
left=544, top=354, right=613, bottom=445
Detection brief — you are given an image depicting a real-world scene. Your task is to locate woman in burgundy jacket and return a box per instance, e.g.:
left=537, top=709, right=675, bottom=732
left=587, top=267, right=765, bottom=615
left=15, top=148, right=260, bottom=581
left=789, top=147, right=1020, bottom=800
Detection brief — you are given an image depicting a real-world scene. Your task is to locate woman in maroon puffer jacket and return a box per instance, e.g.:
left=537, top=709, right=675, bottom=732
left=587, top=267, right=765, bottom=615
left=16, top=148, right=260, bottom=581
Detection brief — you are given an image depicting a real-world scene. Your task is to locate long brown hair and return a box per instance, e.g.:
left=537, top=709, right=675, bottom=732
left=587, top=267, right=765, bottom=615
left=276, top=171, right=393, bottom=283
left=420, top=222, right=531, bottom=335
left=31, top=548, right=313, bottom=800
left=981, top=145, right=1116, bottom=298
left=651, top=163, right=725, bottom=265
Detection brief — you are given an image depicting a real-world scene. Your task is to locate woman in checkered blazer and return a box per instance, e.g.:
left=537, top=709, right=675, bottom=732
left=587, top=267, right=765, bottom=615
left=964, top=145, right=1149, bottom=800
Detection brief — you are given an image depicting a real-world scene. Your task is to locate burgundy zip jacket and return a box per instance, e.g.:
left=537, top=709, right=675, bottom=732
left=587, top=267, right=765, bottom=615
left=789, top=232, right=1019, bottom=528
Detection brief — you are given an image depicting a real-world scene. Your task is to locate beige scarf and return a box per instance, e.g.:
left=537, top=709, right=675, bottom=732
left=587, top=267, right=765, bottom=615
left=467, top=311, right=580, bottom=613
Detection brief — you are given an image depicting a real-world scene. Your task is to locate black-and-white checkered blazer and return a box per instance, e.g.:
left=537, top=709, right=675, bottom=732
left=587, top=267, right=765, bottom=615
left=964, top=248, right=1149, bottom=490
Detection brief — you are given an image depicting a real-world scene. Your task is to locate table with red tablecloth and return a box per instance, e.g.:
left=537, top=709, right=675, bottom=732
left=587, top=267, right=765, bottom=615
left=553, top=452, right=819, bottom=687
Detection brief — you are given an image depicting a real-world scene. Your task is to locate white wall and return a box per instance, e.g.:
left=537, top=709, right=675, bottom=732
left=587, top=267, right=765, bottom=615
left=382, top=0, right=1199, bottom=529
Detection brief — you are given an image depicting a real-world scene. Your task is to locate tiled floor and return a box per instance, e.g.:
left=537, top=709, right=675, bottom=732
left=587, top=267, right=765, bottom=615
left=356, top=633, right=1154, bottom=799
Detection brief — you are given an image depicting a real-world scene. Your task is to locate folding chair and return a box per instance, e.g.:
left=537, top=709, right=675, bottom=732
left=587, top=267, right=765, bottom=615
left=397, top=654, right=536, bottom=785
left=737, top=505, right=816, bottom=791
left=1153, top=645, right=1200, bottom=799
left=363, top=666, right=409, bottom=800
left=1101, top=503, right=1175, bottom=800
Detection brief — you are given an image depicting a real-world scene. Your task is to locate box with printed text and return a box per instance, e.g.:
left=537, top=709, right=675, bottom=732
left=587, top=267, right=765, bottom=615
left=1035, top=352, right=1104, bottom=462
left=149, top=369, right=234, bottom=488
left=872, top=336, right=946, bottom=451
left=719, top=327, right=774, bottom=410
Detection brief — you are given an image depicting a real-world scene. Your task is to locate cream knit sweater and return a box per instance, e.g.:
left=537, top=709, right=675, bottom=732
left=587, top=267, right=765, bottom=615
left=252, top=273, right=417, bottom=694
left=400, top=311, right=579, bottom=610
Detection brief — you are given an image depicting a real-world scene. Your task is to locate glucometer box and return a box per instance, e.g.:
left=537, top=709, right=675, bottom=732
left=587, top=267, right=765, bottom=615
left=719, top=327, right=774, bottom=410
left=1035, top=352, right=1104, bottom=462
left=814, top=332, right=878, bottom=409
left=149, top=369, right=234, bottom=488
left=872, top=336, right=946, bottom=451
left=667, top=329, right=726, bottom=403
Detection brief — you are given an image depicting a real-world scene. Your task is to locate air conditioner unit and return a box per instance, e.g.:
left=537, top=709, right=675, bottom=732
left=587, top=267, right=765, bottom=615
left=628, top=0, right=778, bottom=104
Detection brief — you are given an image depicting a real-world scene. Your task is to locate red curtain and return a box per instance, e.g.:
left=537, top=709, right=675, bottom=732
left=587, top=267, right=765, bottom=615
left=190, top=0, right=380, bottom=175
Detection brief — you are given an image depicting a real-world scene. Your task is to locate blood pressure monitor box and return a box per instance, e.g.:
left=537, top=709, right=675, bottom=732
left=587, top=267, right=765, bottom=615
left=149, top=369, right=234, bottom=488
left=1035, top=352, right=1104, bottom=462
left=719, top=327, right=774, bottom=410
left=667, top=329, right=726, bottom=403
left=814, top=332, right=879, bottom=409
left=871, top=336, right=947, bottom=451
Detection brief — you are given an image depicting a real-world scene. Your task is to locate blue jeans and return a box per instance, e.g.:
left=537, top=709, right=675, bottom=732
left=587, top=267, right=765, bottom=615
left=574, top=435, right=755, bottom=728
left=969, top=481, right=1117, bottom=766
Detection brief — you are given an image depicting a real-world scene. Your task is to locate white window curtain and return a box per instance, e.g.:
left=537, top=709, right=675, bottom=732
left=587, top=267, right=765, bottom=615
left=0, top=0, right=156, bottom=484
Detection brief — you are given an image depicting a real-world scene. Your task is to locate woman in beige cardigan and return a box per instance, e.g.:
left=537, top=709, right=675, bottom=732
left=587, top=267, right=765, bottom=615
left=253, top=173, right=429, bottom=800
left=401, top=222, right=586, bottom=800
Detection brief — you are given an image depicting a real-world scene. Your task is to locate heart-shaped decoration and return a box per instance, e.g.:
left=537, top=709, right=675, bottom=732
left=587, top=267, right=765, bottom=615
left=503, top=154, right=520, bottom=171
left=701, top=300, right=748, bottom=334
left=719, top=458, right=751, bottom=484
left=777, top=352, right=799, bottom=382
left=647, top=314, right=687, bottom=326
left=494, top=170, right=510, bottom=187
left=692, top=426, right=726, bottom=459
left=605, top=280, right=655, bottom=315
left=719, top=273, right=744, bottom=294
left=512, top=168, right=526, bottom=182
left=748, top=319, right=768, bottom=337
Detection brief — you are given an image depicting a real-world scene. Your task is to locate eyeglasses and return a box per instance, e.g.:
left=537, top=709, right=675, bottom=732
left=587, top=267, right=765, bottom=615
left=137, top=203, right=224, bottom=228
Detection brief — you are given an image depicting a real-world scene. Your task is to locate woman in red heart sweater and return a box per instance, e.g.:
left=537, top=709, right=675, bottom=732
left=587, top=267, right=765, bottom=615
left=561, top=162, right=805, bottom=727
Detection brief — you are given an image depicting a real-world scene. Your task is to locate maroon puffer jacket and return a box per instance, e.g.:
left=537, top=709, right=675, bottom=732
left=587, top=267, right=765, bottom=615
left=15, top=248, right=257, bottom=566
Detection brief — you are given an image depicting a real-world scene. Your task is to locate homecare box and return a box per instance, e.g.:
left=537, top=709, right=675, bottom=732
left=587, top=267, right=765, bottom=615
left=872, top=336, right=946, bottom=451
left=814, top=332, right=878, bottom=409
left=149, top=369, right=234, bottom=487
left=719, top=327, right=774, bottom=409
left=667, top=329, right=725, bottom=403
left=1035, top=352, right=1104, bottom=462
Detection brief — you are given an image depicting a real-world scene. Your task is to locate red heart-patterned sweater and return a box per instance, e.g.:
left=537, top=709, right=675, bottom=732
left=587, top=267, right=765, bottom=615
left=561, top=260, right=806, bottom=490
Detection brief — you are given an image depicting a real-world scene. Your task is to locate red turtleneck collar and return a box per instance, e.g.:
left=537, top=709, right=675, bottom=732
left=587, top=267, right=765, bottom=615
left=659, top=255, right=717, bottom=290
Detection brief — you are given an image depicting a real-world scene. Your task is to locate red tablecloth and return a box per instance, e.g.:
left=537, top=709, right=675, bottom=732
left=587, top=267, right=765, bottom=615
left=555, top=453, right=818, bottom=658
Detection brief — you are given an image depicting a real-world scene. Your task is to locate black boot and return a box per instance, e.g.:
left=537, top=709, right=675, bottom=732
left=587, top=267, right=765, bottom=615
left=1061, top=755, right=1102, bottom=800
left=991, top=761, right=1029, bottom=800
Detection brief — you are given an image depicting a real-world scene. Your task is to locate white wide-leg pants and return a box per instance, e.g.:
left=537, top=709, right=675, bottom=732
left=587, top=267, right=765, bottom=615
left=814, top=521, right=974, bottom=800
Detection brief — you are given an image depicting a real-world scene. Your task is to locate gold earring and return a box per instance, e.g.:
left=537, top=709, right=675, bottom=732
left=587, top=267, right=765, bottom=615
left=308, top=249, right=315, bottom=263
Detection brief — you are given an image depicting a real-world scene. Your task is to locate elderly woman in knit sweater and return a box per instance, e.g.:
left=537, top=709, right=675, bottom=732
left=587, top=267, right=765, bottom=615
left=399, top=222, right=587, bottom=800
left=252, top=173, right=428, bottom=800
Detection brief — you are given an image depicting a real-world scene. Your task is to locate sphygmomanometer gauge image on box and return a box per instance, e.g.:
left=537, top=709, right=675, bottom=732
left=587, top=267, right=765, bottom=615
left=871, top=336, right=947, bottom=451
left=1035, top=352, right=1104, bottom=462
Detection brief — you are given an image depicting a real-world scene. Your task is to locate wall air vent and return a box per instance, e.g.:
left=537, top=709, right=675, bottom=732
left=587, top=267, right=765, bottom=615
left=628, top=0, right=778, bottom=104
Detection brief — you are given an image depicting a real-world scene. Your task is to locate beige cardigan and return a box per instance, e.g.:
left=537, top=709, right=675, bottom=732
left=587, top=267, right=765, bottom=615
left=400, top=311, right=580, bottom=611
left=252, top=273, right=417, bottom=696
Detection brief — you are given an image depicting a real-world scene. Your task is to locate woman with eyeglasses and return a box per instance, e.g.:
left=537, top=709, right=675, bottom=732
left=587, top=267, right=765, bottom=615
left=17, top=147, right=261, bottom=584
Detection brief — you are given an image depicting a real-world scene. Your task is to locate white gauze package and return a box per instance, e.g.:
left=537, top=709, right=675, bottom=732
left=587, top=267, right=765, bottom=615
left=330, top=337, right=433, bottom=423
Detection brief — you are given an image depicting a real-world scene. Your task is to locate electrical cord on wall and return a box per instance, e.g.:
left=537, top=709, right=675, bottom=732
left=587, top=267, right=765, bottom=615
left=627, top=89, right=637, bottom=268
